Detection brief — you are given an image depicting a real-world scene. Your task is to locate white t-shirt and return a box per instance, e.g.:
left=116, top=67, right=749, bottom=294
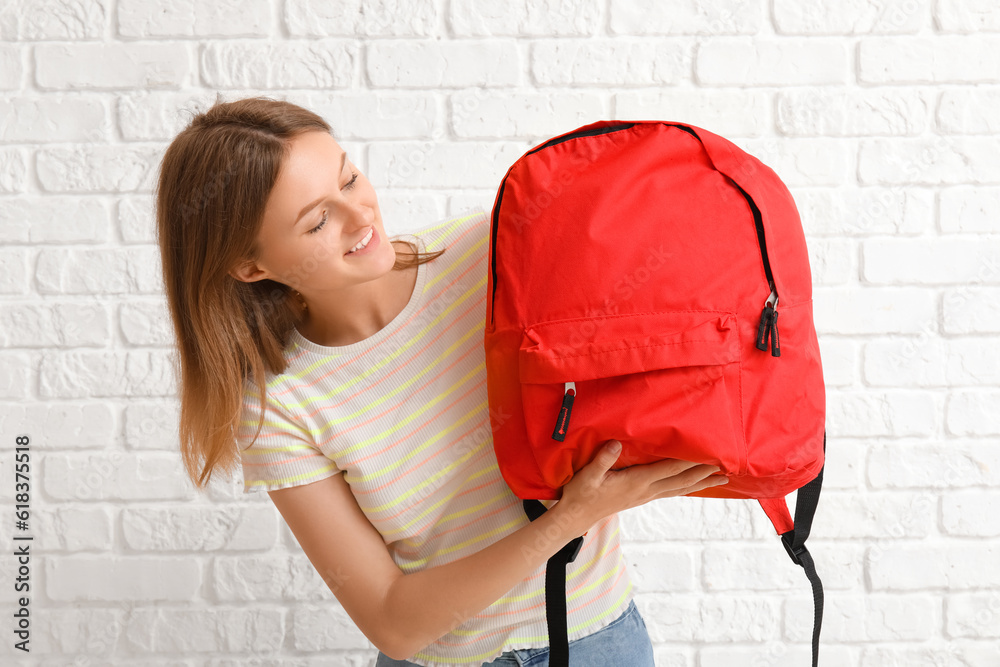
left=237, top=208, right=633, bottom=667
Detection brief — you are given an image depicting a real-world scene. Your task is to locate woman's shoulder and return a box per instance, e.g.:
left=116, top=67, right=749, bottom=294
left=413, top=207, right=490, bottom=245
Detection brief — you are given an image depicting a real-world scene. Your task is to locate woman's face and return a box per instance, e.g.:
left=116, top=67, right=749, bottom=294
left=244, top=129, right=396, bottom=293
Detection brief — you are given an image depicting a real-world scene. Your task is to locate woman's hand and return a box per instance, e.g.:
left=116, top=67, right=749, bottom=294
left=553, top=439, right=729, bottom=535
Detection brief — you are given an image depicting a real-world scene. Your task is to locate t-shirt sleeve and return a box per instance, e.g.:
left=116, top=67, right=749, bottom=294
left=236, top=389, right=342, bottom=494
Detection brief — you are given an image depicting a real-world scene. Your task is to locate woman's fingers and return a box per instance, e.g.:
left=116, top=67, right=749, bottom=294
left=673, top=473, right=729, bottom=498
left=629, top=458, right=719, bottom=485
left=664, top=473, right=728, bottom=498
left=621, top=457, right=702, bottom=481
left=646, top=463, right=727, bottom=497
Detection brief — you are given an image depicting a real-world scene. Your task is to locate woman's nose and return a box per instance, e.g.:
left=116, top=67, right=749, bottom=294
left=344, top=201, right=374, bottom=228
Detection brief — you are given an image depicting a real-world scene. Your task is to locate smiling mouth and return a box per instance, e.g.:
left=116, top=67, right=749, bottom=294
left=345, top=227, right=374, bottom=254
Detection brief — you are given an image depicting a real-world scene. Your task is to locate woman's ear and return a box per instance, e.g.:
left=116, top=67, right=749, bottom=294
left=228, top=259, right=268, bottom=283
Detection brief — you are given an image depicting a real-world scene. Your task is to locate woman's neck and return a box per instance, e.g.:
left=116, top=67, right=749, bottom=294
left=295, top=243, right=418, bottom=347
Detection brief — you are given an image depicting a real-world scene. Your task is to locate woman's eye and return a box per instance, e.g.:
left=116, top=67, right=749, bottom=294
left=306, top=171, right=360, bottom=235
left=307, top=211, right=327, bottom=235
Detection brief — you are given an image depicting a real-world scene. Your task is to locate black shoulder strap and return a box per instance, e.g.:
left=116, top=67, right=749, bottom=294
left=523, top=499, right=584, bottom=667
left=525, top=430, right=825, bottom=667
left=780, top=431, right=826, bottom=667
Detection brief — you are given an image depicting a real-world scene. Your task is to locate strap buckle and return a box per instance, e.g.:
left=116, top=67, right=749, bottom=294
left=560, top=535, right=585, bottom=563
left=780, top=531, right=806, bottom=566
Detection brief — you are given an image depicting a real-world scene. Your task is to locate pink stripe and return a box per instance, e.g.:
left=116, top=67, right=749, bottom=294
left=390, top=497, right=520, bottom=558
left=240, top=295, right=482, bottom=450
left=285, top=268, right=486, bottom=428
left=376, top=446, right=494, bottom=525
left=394, top=476, right=508, bottom=544
left=244, top=244, right=488, bottom=454
left=315, top=296, right=484, bottom=448
left=334, top=342, right=484, bottom=464
left=567, top=557, right=627, bottom=614
left=240, top=217, right=489, bottom=450
left=269, top=218, right=487, bottom=400
left=354, top=409, right=489, bottom=499
left=456, top=556, right=624, bottom=634
left=241, top=450, right=327, bottom=468
left=468, top=515, right=617, bottom=618
left=432, top=529, right=623, bottom=648
left=237, top=401, right=313, bottom=444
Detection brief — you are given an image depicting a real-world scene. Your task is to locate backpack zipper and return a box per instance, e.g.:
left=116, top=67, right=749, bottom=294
left=731, top=182, right=781, bottom=358
left=551, top=381, right=576, bottom=441
left=756, top=287, right=780, bottom=357
left=490, top=123, right=636, bottom=327
left=491, top=122, right=781, bottom=358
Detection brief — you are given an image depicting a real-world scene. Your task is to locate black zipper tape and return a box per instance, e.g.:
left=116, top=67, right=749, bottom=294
left=490, top=121, right=781, bottom=358
left=489, top=123, right=636, bottom=327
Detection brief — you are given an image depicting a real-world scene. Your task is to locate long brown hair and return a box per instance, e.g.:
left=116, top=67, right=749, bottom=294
left=155, top=94, right=446, bottom=492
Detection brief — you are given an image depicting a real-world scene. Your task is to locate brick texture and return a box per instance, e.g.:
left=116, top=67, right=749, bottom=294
left=1, top=2, right=997, bottom=665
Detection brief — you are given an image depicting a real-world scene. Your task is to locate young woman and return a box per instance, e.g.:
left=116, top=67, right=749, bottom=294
left=155, top=95, right=728, bottom=667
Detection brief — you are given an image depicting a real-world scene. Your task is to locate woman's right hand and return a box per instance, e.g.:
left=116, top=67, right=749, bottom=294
left=554, top=439, right=729, bottom=535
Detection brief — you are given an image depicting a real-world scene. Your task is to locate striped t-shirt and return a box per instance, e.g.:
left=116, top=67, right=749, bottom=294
left=236, top=208, right=633, bottom=667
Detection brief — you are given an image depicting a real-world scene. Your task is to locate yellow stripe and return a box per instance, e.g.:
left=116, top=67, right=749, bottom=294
left=342, top=395, right=486, bottom=484
left=397, top=517, right=524, bottom=570
left=422, top=226, right=488, bottom=295
left=488, top=580, right=636, bottom=649
left=239, top=442, right=315, bottom=457
left=439, top=490, right=509, bottom=524
left=433, top=547, right=627, bottom=638
left=568, top=579, right=634, bottom=634
left=492, top=523, right=622, bottom=605
left=380, top=467, right=500, bottom=539
left=239, top=209, right=487, bottom=401
left=424, top=210, right=485, bottom=251
left=239, top=280, right=486, bottom=459
left=322, top=328, right=487, bottom=461
left=389, top=484, right=508, bottom=542
left=358, top=432, right=487, bottom=513
left=302, top=280, right=486, bottom=417
left=411, top=580, right=634, bottom=664
left=465, top=461, right=499, bottom=482
left=236, top=400, right=313, bottom=439
left=286, top=276, right=485, bottom=414
left=244, top=460, right=340, bottom=488
left=385, top=492, right=455, bottom=540
left=567, top=551, right=625, bottom=602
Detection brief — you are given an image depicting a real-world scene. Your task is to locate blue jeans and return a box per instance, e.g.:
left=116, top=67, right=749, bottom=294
left=375, top=598, right=655, bottom=666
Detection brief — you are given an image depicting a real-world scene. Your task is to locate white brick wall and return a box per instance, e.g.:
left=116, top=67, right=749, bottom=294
left=1, top=0, right=998, bottom=665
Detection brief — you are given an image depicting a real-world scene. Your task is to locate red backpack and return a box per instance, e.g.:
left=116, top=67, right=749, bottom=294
left=484, top=120, right=826, bottom=666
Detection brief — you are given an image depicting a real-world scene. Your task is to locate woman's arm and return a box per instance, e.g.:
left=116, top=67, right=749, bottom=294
left=384, top=440, right=725, bottom=658
left=267, top=468, right=590, bottom=661
left=269, top=440, right=724, bottom=661
left=383, top=492, right=590, bottom=659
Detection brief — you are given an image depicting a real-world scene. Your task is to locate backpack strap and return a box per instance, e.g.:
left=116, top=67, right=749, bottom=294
left=526, top=431, right=825, bottom=667
left=757, top=433, right=825, bottom=667
left=523, top=499, right=584, bottom=667
left=781, top=448, right=826, bottom=667
left=778, top=432, right=826, bottom=667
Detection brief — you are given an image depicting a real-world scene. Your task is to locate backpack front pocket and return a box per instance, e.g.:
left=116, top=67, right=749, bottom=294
left=518, top=310, right=746, bottom=489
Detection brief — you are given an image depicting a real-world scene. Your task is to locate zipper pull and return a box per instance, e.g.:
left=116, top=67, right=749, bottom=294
left=769, top=308, right=780, bottom=357
left=755, top=288, right=778, bottom=353
left=551, top=382, right=575, bottom=442
left=756, top=304, right=773, bottom=352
